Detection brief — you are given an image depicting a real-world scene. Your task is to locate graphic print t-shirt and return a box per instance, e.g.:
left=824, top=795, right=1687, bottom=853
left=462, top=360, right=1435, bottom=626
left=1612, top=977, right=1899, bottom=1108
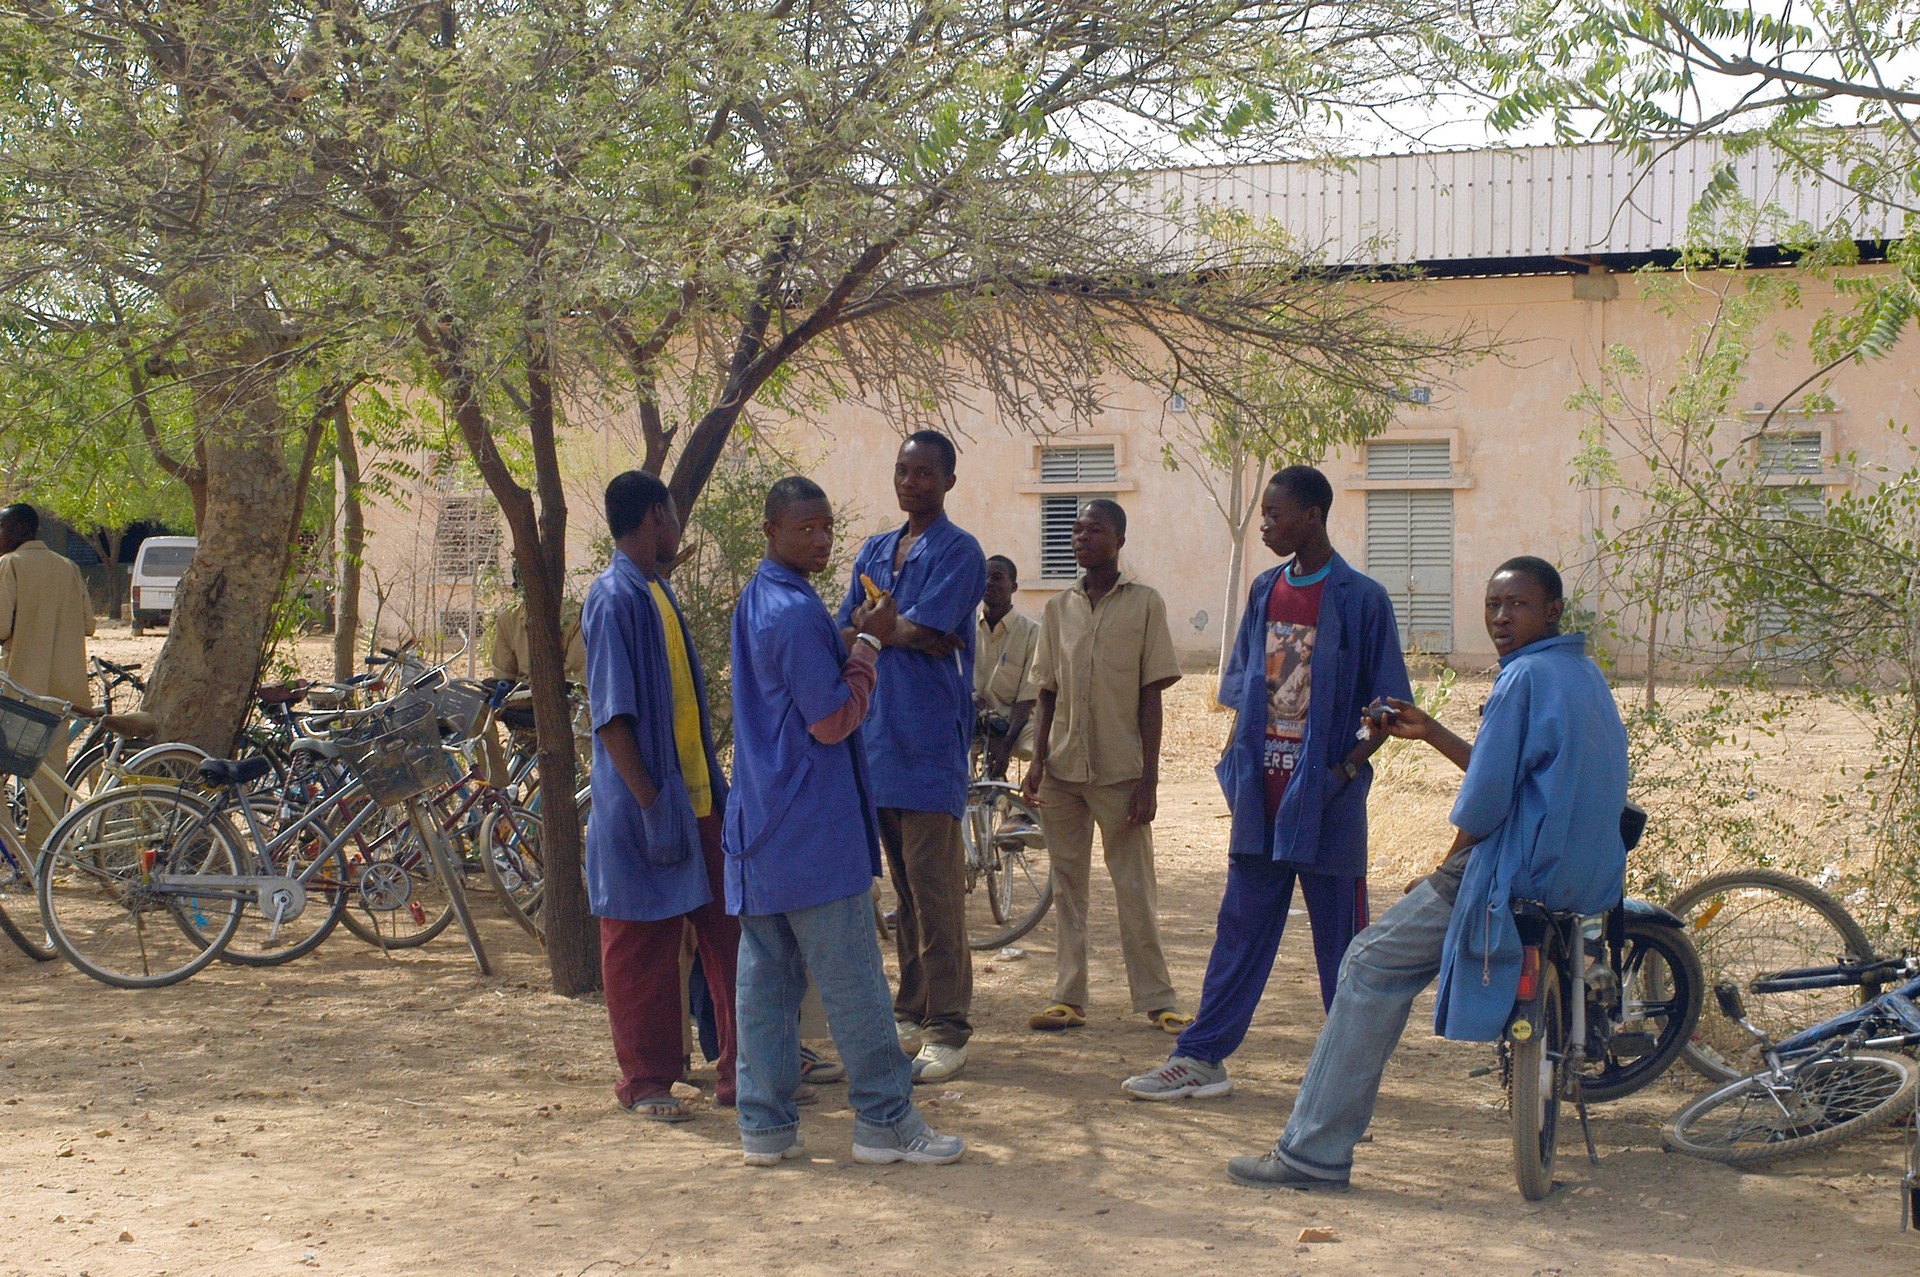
left=1263, top=569, right=1325, bottom=815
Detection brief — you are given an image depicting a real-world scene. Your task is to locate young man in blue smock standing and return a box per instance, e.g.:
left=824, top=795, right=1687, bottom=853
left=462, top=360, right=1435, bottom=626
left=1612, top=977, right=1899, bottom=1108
left=835, top=431, right=987, bottom=1084
left=1125, top=466, right=1410, bottom=1101
left=728, top=476, right=965, bottom=1168
left=1226, top=556, right=1629, bottom=1190
left=581, top=472, right=738, bottom=1123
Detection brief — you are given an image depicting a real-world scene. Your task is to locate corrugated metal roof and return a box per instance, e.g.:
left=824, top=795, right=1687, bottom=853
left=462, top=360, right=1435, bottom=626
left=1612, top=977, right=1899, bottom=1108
left=1144, top=138, right=1908, bottom=268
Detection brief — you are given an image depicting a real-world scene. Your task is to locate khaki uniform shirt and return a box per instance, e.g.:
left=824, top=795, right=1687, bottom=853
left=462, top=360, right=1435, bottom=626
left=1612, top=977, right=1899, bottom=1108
left=491, top=600, right=587, bottom=683
left=1031, top=572, right=1182, bottom=786
left=0, top=539, right=95, bottom=703
left=976, top=607, right=1040, bottom=756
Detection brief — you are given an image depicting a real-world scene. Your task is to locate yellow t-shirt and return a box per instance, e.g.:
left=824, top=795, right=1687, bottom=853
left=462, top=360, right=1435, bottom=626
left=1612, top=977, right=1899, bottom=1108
left=648, top=580, right=712, bottom=818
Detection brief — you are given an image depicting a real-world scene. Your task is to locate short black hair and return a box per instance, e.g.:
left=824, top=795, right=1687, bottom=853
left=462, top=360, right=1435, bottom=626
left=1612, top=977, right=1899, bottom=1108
left=1267, top=466, right=1333, bottom=519
left=765, top=475, right=828, bottom=522
left=986, top=554, right=1018, bottom=582
left=1492, top=555, right=1563, bottom=602
left=900, top=430, right=957, bottom=477
left=0, top=503, right=39, bottom=538
left=604, top=471, right=671, bottom=540
left=1080, top=498, right=1126, bottom=536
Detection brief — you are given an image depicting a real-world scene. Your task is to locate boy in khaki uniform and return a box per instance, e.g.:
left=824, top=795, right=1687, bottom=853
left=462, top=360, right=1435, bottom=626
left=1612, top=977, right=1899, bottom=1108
left=0, top=504, right=95, bottom=849
left=1021, top=499, right=1190, bottom=1034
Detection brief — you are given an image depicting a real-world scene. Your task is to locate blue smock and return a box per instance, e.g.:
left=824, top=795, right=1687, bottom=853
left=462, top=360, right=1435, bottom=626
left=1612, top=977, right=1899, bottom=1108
left=1214, top=555, right=1411, bottom=873
left=834, top=514, right=986, bottom=818
left=580, top=553, right=727, bottom=922
left=1433, top=632, right=1629, bottom=1041
left=726, top=558, right=884, bottom=916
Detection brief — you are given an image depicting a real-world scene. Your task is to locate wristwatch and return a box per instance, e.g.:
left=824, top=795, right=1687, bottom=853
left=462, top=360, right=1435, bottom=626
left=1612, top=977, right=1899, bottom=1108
left=1338, top=758, right=1362, bottom=782
left=855, top=632, right=883, bottom=652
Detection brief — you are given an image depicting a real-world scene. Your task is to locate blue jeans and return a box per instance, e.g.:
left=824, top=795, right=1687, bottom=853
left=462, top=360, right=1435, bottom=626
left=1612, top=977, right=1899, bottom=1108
left=1274, top=879, right=1453, bottom=1179
left=736, top=890, right=927, bottom=1156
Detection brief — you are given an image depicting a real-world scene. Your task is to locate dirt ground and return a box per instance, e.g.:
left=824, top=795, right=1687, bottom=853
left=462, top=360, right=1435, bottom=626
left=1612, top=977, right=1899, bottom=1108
left=3, top=629, right=1916, bottom=1276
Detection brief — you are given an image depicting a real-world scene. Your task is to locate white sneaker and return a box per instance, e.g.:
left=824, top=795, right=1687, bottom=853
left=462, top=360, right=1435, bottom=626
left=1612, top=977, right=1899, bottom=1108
left=1122, top=1055, right=1232, bottom=1101
left=852, top=1128, right=965, bottom=1165
left=895, top=1017, right=923, bottom=1053
left=742, top=1133, right=806, bottom=1168
left=911, top=1042, right=967, bottom=1084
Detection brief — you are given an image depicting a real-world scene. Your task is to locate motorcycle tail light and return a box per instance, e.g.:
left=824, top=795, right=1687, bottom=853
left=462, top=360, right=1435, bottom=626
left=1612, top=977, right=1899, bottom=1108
left=1517, top=945, right=1540, bottom=1002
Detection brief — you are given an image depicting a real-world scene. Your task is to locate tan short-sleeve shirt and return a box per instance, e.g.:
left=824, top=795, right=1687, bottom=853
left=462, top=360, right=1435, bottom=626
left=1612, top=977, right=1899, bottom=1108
left=491, top=600, right=587, bottom=683
left=0, top=539, right=95, bottom=704
left=975, top=608, right=1039, bottom=716
left=1030, top=573, right=1182, bottom=786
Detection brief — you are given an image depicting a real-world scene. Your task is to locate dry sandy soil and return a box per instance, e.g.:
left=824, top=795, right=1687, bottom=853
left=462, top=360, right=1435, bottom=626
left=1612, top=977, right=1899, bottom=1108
left=2, top=629, right=1915, bottom=1276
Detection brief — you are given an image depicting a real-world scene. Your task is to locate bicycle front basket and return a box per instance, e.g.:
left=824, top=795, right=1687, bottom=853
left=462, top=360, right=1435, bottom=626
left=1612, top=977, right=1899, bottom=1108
left=338, top=696, right=444, bottom=807
left=0, top=693, right=60, bottom=778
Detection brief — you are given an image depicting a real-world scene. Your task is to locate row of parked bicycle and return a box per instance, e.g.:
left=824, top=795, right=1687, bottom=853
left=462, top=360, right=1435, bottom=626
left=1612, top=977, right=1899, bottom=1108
left=0, top=646, right=559, bottom=987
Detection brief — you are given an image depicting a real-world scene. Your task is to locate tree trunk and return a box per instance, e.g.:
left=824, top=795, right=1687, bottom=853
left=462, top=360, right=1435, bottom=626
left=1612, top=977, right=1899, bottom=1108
left=433, top=333, right=598, bottom=995
left=333, top=401, right=364, bottom=681
left=1217, top=446, right=1252, bottom=678
left=143, top=388, right=301, bottom=754
left=142, top=283, right=302, bottom=755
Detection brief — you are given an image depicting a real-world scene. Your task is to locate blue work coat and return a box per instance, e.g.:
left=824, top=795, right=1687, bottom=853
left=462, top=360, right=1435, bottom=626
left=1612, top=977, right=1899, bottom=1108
left=834, top=514, right=986, bottom=818
left=726, top=558, right=884, bottom=916
left=1433, top=632, right=1629, bottom=1041
left=1215, top=556, right=1411, bottom=874
left=580, top=554, right=726, bottom=923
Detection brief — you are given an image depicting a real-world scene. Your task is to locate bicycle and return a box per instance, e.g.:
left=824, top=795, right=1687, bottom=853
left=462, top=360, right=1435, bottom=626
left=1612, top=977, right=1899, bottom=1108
left=945, top=715, right=1048, bottom=950
left=0, top=672, right=208, bottom=962
left=1666, top=868, right=1881, bottom=1082
left=1500, top=804, right=1706, bottom=1200
left=37, top=688, right=492, bottom=987
left=1663, top=957, right=1920, bottom=1167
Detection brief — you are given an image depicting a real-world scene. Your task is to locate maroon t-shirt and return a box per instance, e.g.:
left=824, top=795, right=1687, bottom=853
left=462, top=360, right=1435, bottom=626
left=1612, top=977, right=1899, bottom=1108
left=1263, top=571, right=1325, bottom=815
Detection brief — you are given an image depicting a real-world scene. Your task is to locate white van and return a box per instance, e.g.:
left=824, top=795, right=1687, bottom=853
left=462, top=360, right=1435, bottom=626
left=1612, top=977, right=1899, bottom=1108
left=130, top=536, right=197, bottom=636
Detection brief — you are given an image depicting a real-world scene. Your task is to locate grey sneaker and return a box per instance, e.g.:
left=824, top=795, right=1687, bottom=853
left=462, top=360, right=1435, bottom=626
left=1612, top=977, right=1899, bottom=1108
left=911, top=1042, right=967, bottom=1084
left=895, top=1017, right=923, bottom=1053
left=742, top=1133, right=807, bottom=1168
left=852, top=1128, right=965, bottom=1166
left=1226, top=1150, right=1349, bottom=1191
left=799, top=1046, right=845, bottom=1085
left=1122, top=1055, right=1232, bottom=1101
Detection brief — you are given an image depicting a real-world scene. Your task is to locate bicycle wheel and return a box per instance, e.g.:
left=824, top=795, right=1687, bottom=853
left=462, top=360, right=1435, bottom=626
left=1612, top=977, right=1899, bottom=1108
left=337, top=807, right=456, bottom=949
left=62, top=739, right=112, bottom=802
left=174, top=795, right=349, bottom=967
left=1663, top=1050, right=1917, bottom=1166
left=1511, top=962, right=1565, bottom=1201
left=0, top=834, right=55, bottom=960
left=112, top=743, right=212, bottom=789
left=1579, top=917, right=1704, bottom=1103
left=36, top=787, right=245, bottom=988
left=480, top=804, right=545, bottom=940
left=962, top=783, right=1051, bottom=951
left=1667, top=870, right=1876, bottom=1082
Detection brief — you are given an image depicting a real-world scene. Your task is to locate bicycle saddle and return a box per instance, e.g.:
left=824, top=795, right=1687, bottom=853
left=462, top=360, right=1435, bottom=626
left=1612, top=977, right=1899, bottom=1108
left=102, top=711, right=157, bottom=740
left=290, top=737, right=341, bottom=760
left=257, top=682, right=310, bottom=707
left=197, top=757, right=274, bottom=788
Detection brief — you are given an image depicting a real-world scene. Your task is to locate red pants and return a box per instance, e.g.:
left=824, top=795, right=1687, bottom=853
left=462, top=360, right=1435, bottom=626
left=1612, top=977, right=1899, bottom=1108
left=600, top=813, right=739, bottom=1108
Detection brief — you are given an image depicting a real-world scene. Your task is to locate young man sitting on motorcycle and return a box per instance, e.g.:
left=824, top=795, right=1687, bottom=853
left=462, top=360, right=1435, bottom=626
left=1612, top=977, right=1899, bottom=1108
left=1226, top=555, right=1629, bottom=1191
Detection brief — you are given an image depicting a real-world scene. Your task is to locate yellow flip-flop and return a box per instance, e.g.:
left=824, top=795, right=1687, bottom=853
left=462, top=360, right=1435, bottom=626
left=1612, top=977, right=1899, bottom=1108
left=1148, top=1009, right=1193, bottom=1034
left=1028, top=1003, right=1087, bottom=1031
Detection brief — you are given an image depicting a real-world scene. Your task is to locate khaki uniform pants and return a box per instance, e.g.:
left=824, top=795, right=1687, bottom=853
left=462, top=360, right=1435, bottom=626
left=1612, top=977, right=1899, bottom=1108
left=1039, top=775, right=1177, bottom=1014
left=879, top=808, right=974, bottom=1048
left=25, top=731, right=71, bottom=854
